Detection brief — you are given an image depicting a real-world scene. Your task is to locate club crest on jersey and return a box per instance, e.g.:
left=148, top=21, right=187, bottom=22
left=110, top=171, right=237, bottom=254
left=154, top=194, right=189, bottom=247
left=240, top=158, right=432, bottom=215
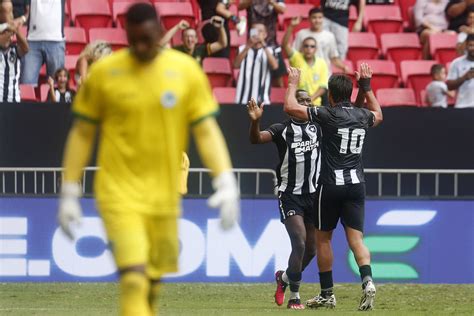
left=161, top=91, right=177, bottom=108
left=8, top=49, right=16, bottom=63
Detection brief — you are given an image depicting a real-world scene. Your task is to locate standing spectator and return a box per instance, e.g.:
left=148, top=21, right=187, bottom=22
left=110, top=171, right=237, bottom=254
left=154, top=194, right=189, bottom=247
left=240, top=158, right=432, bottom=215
left=234, top=23, right=278, bottom=105
left=198, top=0, right=246, bottom=58
left=160, top=18, right=228, bottom=66
left=321, top=0, right=366, bottom=59
left=293, top=8, right=350, bottom=74
left=414, top=0, right=451, bottom=59
left=425, top=64, right=455, bottom=107
left=0, top=0, right=27, bottom=31
left=21, top=0, right=65, bottom=85
left=0, top=22, right=28, bottom=102
left=446, top=0, right=474, bottom=32
left=12, top=0, right=28, bottom=19
left=75, top=41, right=112, bottom=89
left=457, top=5, right=474, bottom=55
left=447, top=34, right=474, bottom=107
left=47, top=68, right=74, bottom=103
left=283, top=18, right=329, bottom=106
left=239, top=0, right=286, bottom=87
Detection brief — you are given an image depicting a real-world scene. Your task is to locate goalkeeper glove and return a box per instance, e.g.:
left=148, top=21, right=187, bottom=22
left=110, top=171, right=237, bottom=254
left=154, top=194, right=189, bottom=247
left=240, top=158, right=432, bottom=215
left=207, top=171, right=240, bottom=231
left=58, top=182, right=83, bottom=240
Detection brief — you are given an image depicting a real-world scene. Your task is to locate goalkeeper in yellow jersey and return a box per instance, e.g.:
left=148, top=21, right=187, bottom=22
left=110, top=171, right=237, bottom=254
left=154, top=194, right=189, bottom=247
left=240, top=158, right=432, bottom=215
left=57, top=3, right=240, bottom=316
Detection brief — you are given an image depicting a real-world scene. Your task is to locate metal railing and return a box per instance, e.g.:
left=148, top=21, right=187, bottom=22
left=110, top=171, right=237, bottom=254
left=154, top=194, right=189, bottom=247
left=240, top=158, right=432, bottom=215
left=0, top=167, right=472, bottom=198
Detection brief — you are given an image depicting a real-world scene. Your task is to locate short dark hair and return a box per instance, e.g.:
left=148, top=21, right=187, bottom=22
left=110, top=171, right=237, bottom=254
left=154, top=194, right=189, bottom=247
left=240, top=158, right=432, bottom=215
left=126, top=3, right=159, bottom=25
left=302, top=36, right=317, bottom=45
left=328, top=75, right=353, bottom=103
left=467, top=33, right=474, bottom=43
left=430, top=64, right=445, bottom=76
left=309, top=7, right=323, bottom=17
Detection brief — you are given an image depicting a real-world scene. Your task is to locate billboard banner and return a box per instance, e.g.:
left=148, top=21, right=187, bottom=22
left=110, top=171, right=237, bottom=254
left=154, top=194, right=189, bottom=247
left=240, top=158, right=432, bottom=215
left=0, top=198, right=473, bottom=283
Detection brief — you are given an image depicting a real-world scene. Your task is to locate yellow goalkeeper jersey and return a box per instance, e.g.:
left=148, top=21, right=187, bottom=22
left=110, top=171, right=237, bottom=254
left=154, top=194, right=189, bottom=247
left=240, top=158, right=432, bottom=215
left=72, top=49, right=218, bottom=216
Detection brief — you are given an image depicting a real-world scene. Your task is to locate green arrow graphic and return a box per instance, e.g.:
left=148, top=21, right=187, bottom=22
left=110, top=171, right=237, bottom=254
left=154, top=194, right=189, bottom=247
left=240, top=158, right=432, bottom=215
left=348, top=236, right=419, bottom=279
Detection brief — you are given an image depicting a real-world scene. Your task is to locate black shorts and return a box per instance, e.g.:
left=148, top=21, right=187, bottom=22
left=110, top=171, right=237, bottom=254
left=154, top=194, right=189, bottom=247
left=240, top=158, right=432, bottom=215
left=314, top=183, right=366, bottom=232
left=278, top=191, right=316, bottom=224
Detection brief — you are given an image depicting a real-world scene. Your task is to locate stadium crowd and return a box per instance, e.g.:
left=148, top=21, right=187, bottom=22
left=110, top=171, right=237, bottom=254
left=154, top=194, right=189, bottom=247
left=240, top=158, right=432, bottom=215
left=0, top=0, right=472, bottom=107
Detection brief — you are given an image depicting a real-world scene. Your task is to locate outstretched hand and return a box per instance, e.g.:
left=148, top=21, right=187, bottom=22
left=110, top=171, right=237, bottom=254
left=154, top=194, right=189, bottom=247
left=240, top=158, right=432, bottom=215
left=287, top=67, right=301, bottom=86
left=247, top=98, right=264, bottom=121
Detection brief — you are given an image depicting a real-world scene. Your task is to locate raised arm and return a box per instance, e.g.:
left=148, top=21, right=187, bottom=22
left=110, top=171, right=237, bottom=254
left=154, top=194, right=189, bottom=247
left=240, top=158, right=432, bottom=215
left=247, top=98, right=273, bottom=144
left=352, top=0, right=366, bottom=32
left=283, top=67, right=309, bottom=121
left=358, top=63, right=383, bottom=127
left=282, top=17, right=299, bottom=57
left=233, top=41, right=251, bottom=68
left=13, top=23, right=29, bottom=57
left=269, top=0, right=286, bottom=15
left=158, top=20, right=189, bottom=48
left=208, top=16, right=228, bottom=54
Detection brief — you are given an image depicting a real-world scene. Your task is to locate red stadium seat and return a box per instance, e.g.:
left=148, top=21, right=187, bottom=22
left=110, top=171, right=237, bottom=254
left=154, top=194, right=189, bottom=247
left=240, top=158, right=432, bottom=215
left=213, top=87, right=236, bottom=104
left=154, top=2, right=196, bottom=31
left=70, top=0, right=113, bottom=35
left=356, top=60, right=399, bottom=93
left=381, top=33, right=421, bottom=72
left=20, top=85, right=37, bottom=102
left=270, top=88, right=287, bottom=104
left=400, top=60, right=436, bottom=104
left=40, top=84, right=51, bottom=102
left=89, top=28, right=128, bottom=51
left=347, top=33, right=379, bottom=66
left=278, top=4, right=313, bottom=32
left=230, top=30, right=247, bottom=63
left=65, top=55, right=80, bottom=85
left=64, top=27, right=87, bottom=55
left=376, top=88, right=417, bottom=107
left=203, top=58, right=232, bottom=88
left=364, top=5, right=403, bottom=42
left=398, top=0, right=416, bottom=30
left=429, top=33, right=458, bottom=64
left=331, top=60, right=354, bottom=75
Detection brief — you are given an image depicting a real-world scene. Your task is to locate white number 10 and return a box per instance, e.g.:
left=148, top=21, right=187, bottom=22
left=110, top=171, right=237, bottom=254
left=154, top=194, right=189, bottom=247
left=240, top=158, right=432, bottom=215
left=338, top=128, right=365, bottom=154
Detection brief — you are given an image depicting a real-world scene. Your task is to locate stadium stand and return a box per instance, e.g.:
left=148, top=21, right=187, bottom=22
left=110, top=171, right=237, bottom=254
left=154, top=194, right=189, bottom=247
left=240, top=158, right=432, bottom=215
left=376, top=88, right=418, bottom=107
left=89, top=28, right=128, bottom=51
left=400, top=60, right=437, bottom=104
left=278, top=4, right=313, bottom=33
left=270, top=88, right=287, bottom=104
left=381, top=33, right=422, bottom=72
left=429, top=33, right=458, bottom=64
left=64, top=27, right=87, bottom=55
left=20, top=85, right=37, bottom=102
left=347, top=32, right=379, bottom=66
left=364, top=5, right=403, bottom=42
left=70, top=0, right=113, bottom=35
left=213, top=87, right=236, bottom=104
left=356, top=60, right=398, bottom=93
left=203, top=58, right=233, bottom=88
left=154, top=2, right=196, bottom=30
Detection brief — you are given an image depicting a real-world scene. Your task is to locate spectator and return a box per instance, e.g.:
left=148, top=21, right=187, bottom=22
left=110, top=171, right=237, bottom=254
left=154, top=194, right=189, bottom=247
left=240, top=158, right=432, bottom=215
left=239, top=0, right=286, bottom=87
left=425, top=64, right=455, bottom=107
left=414, top=0, right=452, bottom=59
left=447, top=34, right=474, bottom=108
left=282, top=18, right=329, bottom=106
left=75, top=41, right=112, bottom=88
left=321, top=0, right=366, bottom=59
left=457, top=5, right=474, bottom=55
left=0, top=0, right=26, bottom=33
left=21, top=0, right=65, bottom=85
left=47, top=68, right=74, bottom=103
left=234, top=23, right=278, bottom=105
left=160, top=18, right=228, bottom=66
left=446, top=0, right=474, bottom=32
left=0, top=22, right=28, bottom=102
left=197, top=0, right=246, bottom=58
left=12, top=0, right=28, bottom=19
left=293, top=8, right=350, bottom=74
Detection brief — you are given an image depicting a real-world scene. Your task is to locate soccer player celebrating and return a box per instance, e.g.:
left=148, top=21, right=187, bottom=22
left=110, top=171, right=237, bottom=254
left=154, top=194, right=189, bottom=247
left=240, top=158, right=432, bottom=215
left=247, top=90, right=321, bottom=310
left=57, top=3, right=240, bottom=316
left=283, top=64, right=383, bottom=311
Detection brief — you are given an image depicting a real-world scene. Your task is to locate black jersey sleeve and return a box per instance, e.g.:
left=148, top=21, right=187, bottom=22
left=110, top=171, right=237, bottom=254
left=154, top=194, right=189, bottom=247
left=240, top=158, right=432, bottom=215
left=307, top=106, right=330, bottom=125
left=265, top=123, right=286, bottom=141
left=362, top=108, right=376, bottom=128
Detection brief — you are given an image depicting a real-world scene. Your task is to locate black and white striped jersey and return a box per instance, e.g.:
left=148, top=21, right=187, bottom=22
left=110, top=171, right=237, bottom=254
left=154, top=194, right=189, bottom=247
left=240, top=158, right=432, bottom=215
left=266, top=119, right=322, bottom=195
left=307, top=102, right=375, bottom=186
left=0, top=45, right=21, bottom=102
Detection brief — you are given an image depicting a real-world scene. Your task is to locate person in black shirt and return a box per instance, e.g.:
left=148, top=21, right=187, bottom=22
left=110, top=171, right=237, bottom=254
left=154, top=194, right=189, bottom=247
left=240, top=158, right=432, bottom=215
left=247, top=89, right=321, bottom=310
left=446, top=0, right=473, bottom=32
left=284, top=64, right=383, bottom=311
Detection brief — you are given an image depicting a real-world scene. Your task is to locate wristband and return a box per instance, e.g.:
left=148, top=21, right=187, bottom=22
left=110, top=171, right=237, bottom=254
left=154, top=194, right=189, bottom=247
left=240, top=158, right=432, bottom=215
left=358, top=77, right=372, bottom=92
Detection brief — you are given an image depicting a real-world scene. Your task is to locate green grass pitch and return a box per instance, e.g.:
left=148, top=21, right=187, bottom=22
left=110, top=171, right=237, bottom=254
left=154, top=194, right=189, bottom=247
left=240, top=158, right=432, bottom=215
left=1, top=283, right=473, bottom=315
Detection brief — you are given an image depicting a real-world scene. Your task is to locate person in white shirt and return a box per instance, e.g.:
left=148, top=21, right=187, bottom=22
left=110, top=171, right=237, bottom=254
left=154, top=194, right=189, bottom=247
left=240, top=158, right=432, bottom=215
left=21, top=0, right=65, bottom=85
left=447, top=34, right=474, bottom=108
left=292, top=7, right=349, bottom=75
left=425, top=64, right=455, bottom=107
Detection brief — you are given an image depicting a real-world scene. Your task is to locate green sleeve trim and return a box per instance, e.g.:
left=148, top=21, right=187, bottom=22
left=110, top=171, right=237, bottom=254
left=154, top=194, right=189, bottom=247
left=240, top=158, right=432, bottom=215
left=190, top=109, right=220, bottom=127
left=72, top=111, right=100, bottom=124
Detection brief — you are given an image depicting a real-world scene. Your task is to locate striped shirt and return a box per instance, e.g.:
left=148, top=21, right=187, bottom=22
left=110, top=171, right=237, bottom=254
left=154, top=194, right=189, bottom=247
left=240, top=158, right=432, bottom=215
left=307, top=102, right=375, bottom=185
left=235, top=45, right=273, bottom=105
left=0, top=45, right=21, bottom=102
left=267, top=119, right=322, bottom=194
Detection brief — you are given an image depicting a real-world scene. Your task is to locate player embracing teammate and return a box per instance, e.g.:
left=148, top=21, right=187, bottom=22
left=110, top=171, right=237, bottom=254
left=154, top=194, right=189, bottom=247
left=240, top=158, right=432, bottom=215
left=266, top=63, right=383, bottom=310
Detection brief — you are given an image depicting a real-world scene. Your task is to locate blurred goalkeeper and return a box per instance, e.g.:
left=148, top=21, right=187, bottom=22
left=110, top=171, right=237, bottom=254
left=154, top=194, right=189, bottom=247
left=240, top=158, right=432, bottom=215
left=57, top=3, right=240, bottom=316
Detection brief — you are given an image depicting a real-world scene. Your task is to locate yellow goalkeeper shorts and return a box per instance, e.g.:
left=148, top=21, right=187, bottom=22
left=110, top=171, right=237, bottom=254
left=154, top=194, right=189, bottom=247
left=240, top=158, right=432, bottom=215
left=99, top=208, right=179, bottom=279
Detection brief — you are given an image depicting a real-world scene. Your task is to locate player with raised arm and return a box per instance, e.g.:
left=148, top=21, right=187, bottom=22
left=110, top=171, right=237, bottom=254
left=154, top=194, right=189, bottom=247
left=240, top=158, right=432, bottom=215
left=247, top=90, right=321, bottom=309
left=57, top=3, right=240, bottom=316
left=283, top=64, right=383, bottom=311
